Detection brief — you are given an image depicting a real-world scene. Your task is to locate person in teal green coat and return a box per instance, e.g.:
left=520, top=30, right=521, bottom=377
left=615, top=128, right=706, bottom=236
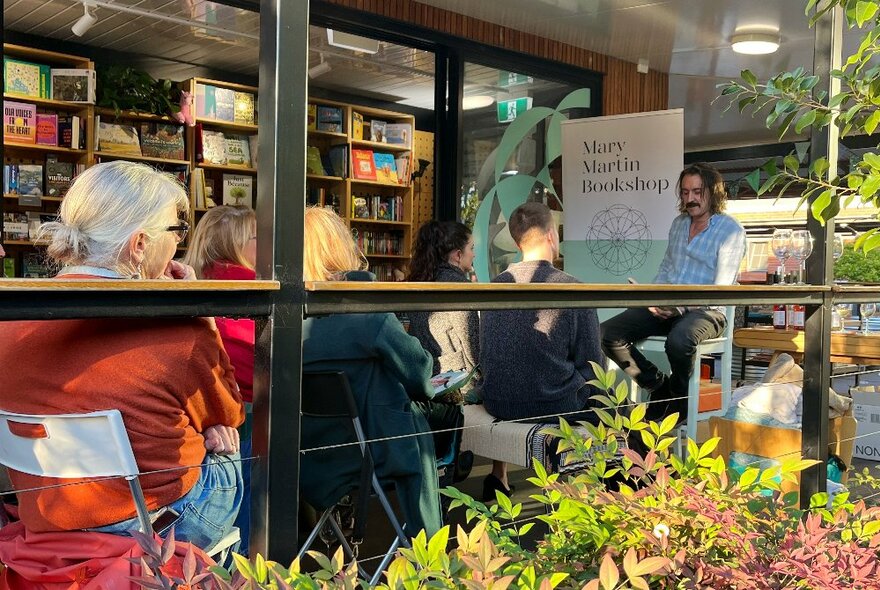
left=299, top=207, right=443, bottom=537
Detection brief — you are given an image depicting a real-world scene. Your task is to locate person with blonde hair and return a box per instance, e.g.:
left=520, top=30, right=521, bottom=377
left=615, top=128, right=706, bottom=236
left=0, top=161, right=244, bottom=551
left=299, top=207, right=446, bottom=536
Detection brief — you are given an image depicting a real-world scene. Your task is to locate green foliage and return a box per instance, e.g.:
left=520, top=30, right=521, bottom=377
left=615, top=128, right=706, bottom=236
left=717, top=0, right=880, bottom=252
left=834, top=243, right=880, bottom=281
left=96, top=65, right=181, bottom=118
left=130, top=362, right=880, bottom=589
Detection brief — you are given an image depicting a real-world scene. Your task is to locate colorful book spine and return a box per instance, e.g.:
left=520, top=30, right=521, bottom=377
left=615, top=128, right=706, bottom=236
left=35, top=113, right=58, bottom=146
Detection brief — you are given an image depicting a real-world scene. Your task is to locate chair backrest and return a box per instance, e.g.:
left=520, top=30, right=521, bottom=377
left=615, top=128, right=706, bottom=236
left=301, top=371, right=360, bottom=420
left=0, top=409, right=140, bottom=479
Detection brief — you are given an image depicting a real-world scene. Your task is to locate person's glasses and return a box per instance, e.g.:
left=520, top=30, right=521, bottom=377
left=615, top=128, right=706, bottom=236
left=166, top=220, right=189, bottom=243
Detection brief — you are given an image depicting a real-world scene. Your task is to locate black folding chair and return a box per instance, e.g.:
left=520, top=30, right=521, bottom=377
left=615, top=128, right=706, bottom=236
left=298, top=371, right=410, bottom=584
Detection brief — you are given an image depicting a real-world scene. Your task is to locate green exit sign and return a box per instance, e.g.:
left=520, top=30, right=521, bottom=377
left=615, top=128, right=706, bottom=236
left=497, top=97, right=533, bottom=123
left=499, top=71, right=534, bottom=88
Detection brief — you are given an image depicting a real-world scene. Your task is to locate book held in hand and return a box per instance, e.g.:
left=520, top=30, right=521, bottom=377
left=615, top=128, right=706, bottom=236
left=140, top=123, right=185, bottom=160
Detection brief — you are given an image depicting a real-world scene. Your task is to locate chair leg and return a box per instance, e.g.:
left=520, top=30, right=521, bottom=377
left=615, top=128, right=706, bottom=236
left=127, top=477, right=153, bottom=535
left=369, top=534, right=402, bottom=586
left=686, top=354, right=700, bottom=447
left=371, top=474, right=410, bottom=549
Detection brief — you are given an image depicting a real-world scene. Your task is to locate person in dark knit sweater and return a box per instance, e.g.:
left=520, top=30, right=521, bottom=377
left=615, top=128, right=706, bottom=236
left=480, top=202, right=604, bottom=500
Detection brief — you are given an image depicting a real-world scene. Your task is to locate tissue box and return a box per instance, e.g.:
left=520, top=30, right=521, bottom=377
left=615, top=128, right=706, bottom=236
left=851, top=386, right=880, bottom=461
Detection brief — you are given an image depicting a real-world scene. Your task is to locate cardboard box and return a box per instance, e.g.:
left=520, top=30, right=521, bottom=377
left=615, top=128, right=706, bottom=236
left=851, top=387, right=880, bottom=461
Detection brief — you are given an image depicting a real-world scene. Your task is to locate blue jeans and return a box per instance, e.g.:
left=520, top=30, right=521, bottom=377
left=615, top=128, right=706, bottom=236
left=93, top=452, right=243, bottom=550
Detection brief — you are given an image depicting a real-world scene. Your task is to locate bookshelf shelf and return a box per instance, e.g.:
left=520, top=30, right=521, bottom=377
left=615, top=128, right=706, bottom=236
left=348, top=218, right=409, bottom=227
left=3, top=240, right=49, bottom=246
left=3, top=193, right=63, bottom=202
left=3, top=94, right=88, bottom=112
left=308, top=129, right=347, bottom=139
left=306, top=174, right=344, bottom=182
left=93, top=151, right=190, bottom=166
left=3, top=142, right=86, bottom=154
left=196, top=117, right=258, bottom=133
left=198, top=162, right=257, bottom=174
left=350, top=139, right=411, bottom=153
left=94, top=108, right=177, bottom=123
left=349, top=178, right=409, bottom=189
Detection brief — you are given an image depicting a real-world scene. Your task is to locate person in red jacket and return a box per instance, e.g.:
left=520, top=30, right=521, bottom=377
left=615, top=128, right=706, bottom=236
left=184, top=205, right=257, bottom=402
left=0, top=161, right=244, bottom=553
left=183, top=205, right=257, bottom=554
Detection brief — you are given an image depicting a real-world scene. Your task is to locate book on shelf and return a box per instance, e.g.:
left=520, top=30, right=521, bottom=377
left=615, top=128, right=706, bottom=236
left=3, top=258, right=14, bottom=278
left=328, top=145, right=348, bottom=178
left=306, top=146, right=326, bottom=176
left=384, top=123, right=411, bottom=147
left=192, top=168, right=206, bottom=209
left=215, top=87, right=235, bottom=122
left=233, top=91, right=255, bottom=125
left=35, top=113, right=58, bottom=146
left=195, top=83, right=215, bottom=119
left=27, top=212, right=54, bottom=240
left=307, top=104, right=317, bottom=131
left=2, top=163, right=14, bottom=194
left=316, top=106, right=343, bottom=133
left=222, top=174, right=253, bottom=208
left=50, top=68, right=96, bottom=103
left=17, top=164, right=43, bottom=198
left=22, top=252, right=51, bottom=278
left=352, top=196, right=370, bottom=219
left=248, top=135, right=258, bottom=168
left=3, top=212, right=29, bottom=241
left=306, top=186, right=325, bottom=207
left=140, top=123, right=185, bottom=160
left=205, top=178, right=216, bottom=207
left=95, top=117, right=141, bottom=155
left=352, top=111, right=364, bottom=140
left=3, top=100, right=36, bottom=144
left=201, top=129, right=227, bottom=165
left=370, top=119, right=387, bottom=143
left=351, top=149, right=376, bottom=181
left=3, top=57, right=49, bottom=99
left=57, top=114, right=83, bottom=149
left=373, top=152, right=398, bottom=184
left=395, top=155, right=410, bottom=186
left=45, top=155, right=73, bottom=197
left=351, top=194, right=404, bottom=221
left=351, top=228, right=403, bottom=256
left=224, top=134, right=252, bottom=167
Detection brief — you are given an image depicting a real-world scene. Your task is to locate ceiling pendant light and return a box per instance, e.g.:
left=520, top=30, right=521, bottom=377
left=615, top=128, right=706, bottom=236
left=731, top=32, right=780, bottom=55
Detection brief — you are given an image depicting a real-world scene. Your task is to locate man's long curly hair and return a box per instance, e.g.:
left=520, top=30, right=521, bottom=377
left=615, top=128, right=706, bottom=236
left=676, top=162, right=727, bottom=215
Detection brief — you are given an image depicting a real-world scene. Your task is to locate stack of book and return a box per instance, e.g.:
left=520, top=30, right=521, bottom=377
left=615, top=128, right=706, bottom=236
left=195, top=83, right=255, bottom=125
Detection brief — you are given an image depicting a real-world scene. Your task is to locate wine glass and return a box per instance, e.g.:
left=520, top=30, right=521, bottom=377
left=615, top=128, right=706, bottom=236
left=790, top=230, right=814, bottom=284
left=770, top=229, right=793, bottom=284
left=860, top=303, right=877, bottom=335
left=832, top=234, right=845, bottom=261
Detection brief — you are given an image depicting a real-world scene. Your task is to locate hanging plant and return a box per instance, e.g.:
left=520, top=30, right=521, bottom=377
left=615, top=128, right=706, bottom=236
left=96, top=65, right=181, bottom=118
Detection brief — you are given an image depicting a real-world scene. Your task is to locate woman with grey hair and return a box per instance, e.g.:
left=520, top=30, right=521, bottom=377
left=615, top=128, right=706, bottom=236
left=0, top=161, right=245, bottom=551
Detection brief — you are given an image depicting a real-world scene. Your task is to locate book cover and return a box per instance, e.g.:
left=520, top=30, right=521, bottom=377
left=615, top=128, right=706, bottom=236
left=3, top=100, right=36, bottom=144
left=3, top=212, right=29, bottom=240
left=328, top=145, right=348, bottom=178
left=395, top=155, right=410, bottom=186
left=384, top=123, right=411, bottom=147
left=195, top=83, right=215, bottom=119
left=17, top=164, right=43, bottom=197
left=96, top=120, right=141, bottom=155
left=222, top=174, right=253, bottom=208
left=35, top=113, right=58, bottom=146
left=3, top=58, right=43, bottom=98
left=306, top=146, right=326, bottom=176
left=248, top=134, right=258, bottom=168
left=22, top=252, right=51, bottom=278
left=140, top=123, right=185, bottom=160
left=352, top=111, right=364, bottom=140
left=352, top=196, right=370, bottom=219
left=370, top=119, right=387, bottom=142
left=50, top=68, right=96, bottom=103
left=316, top=106, right=343, bottom=133
left=45, top=155, right=74, bottom=197
left=201, top=129, right=227, bottom=164
left=215, top=87, right=235, bottom=122
left=3, top=258, right=14, bottom=278
left=373, top=152, right=398, bottom=184
left=233, top=91, right=255, bottom=125
left=57, top=114, right=78, bottom=148
left=307, top=104, right=317, bottom=130
left=27, top=212, right=54, bottom=240
left=224, top=134, right=252, bottom=167
left=351, top=149, right=376, bottom=181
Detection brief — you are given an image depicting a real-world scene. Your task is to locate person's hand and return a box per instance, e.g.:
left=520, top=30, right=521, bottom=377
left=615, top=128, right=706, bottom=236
left=203, top=425, right=240, bottom=455
left=164, top=260, right=196, bottom=280
left=648, top=306, right=676, bottom=319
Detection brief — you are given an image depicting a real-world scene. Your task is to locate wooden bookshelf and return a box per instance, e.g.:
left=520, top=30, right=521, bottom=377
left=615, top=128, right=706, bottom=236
left=306, top=98, right=416, bottom=263
left=2, top=43, right=94, bottom=277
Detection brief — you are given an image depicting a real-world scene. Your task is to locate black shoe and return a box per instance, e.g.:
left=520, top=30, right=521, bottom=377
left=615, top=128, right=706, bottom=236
left=482, top=474, right=514, bottom=502
left=644, top=379, right=671, bottom=424
left=453, top=451, right=474, bottom=483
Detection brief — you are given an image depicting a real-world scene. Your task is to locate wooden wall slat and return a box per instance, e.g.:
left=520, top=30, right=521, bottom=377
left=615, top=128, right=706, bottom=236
left=324, top=0, right=667, bottom=115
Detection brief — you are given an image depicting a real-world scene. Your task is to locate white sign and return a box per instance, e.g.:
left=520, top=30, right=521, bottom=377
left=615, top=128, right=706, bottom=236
left=561, top=109, right=683, bottom=278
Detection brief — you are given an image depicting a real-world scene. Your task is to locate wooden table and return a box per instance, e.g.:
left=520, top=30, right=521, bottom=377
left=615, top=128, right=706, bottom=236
left=734, top=327, right=880, bottom=365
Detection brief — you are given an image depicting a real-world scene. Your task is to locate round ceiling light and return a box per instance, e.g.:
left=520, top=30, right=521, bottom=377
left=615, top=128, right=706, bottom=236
left=731, top=32, right=780, bottom=55
left=462, top=95, right=494, bottom=110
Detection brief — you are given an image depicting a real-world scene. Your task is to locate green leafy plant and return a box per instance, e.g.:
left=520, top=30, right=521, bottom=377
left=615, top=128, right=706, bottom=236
left=717, top=0, right=880, bottom=252
left=132, top=363, right=880, bottom=589
left=835, top=244, right=880, bottom=281
left=97, top=65, right=181, bottom=118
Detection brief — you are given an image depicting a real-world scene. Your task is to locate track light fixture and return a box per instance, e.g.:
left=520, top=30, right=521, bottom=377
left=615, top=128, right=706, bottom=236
left=71, top=1, right=97, bottom=37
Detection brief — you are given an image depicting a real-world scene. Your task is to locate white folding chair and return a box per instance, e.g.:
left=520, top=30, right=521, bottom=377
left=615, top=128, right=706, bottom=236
left=0, top=408, right=238, bottom=560
left=629, top=306, right=735, bottom=445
